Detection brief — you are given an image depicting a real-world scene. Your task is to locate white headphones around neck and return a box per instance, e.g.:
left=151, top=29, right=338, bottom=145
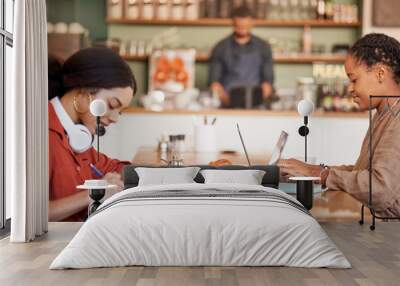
left=51, top=97, right=93, bottom=153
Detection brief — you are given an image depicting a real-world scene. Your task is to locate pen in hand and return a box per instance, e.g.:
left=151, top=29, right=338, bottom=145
left=90, top=163, right=104, bottom=178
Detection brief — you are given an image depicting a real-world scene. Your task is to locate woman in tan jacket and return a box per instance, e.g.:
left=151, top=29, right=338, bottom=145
left=278, top=33, right=400, bottom=217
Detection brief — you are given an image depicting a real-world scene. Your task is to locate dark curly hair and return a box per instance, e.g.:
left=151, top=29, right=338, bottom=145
left=48, top=48, right=137, bottom=100
left=349, top=33, right=400, bottom=83
left=231, top=5, right=253, bottom=18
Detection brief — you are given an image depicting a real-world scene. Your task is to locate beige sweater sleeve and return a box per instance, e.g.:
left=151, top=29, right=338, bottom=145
left=330, top=165, right=354, bottom=172
left=326, top=119, right=400, bottom=212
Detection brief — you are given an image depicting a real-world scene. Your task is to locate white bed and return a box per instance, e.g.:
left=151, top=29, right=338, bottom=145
left=50, top=183, right=351, bottom=269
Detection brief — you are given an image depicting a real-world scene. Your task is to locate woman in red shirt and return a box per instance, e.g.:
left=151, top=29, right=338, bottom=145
left=48, top=48, right=136, bottom=221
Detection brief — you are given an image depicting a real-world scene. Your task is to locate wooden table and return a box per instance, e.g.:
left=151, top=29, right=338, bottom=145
left=132, top=146, right=368, bottom=222
left=132, top=146, right=269, bottom=166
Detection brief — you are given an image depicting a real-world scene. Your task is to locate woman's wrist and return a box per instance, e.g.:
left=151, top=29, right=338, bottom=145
left=310, top=164, right=323, bottom=177
left=319, top=165, right=330, bottom=188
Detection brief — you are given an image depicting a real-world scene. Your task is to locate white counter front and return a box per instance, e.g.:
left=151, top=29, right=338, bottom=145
left=101, top=108, right=368, bottom=166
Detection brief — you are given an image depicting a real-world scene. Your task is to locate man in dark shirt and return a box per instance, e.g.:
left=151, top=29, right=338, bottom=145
left=209, top=5, right=274, bottom=108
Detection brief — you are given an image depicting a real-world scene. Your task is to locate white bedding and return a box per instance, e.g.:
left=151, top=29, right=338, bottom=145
left=50, top=183, right=351, bottom=269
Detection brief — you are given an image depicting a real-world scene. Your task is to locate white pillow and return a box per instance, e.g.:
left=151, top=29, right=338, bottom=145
left=200, top=169, right=266, bottom=185
left=135, top=167, right=201, bottom=186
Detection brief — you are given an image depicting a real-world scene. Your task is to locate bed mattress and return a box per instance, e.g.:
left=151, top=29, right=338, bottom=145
left=50, top=183, right=350, bottom=269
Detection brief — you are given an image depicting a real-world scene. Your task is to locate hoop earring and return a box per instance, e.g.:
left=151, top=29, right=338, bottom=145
left=73, top=93, right=93, bottom=114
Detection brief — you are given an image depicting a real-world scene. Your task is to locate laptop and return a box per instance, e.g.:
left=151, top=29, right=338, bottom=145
left=268, top=131, right=289, bottom=165
left=236, top=124, right=288, bottom=166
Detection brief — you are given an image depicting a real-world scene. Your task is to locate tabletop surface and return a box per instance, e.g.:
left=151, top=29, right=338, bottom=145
left=131, top=146, right=270, bottom=166
left=132, top=146, right=367, bottom=222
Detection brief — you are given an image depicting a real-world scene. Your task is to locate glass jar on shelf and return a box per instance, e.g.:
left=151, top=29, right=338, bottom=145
left=279, top=0, right=290, bottom=20
left=128, top=40, right=138, bottom=56
left=325, top=0, right=334, bottom=20
left=157, top=0, right=171, bottom=20
left=289, top=0, right=300, bottom=20
left=316, top=0, right=326, bottom=19
left=308, top=0, right=317, bottom=19
left=205, top=0, right=218, bottom=18
left=146, top=42, right=154, bottom=56
left=299, top=0, right=310, bottom=20
left=137, top=40, right=146, bottom=56
left=269, top=0, right=281, bottom=20
left=198, top=0, right=206, bottom=18
left=142, top=0, right=155, bottom=19
left=126, top=0, right=140, bottom=19
left=186, top=0, right=199, bottom=20
left=171, top=0, right=185, bottom=20
left=107, top=0, right=123, bottom=19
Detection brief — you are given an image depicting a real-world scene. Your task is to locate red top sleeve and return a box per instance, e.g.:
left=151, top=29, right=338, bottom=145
left=88, top=148, right=130, bottom=174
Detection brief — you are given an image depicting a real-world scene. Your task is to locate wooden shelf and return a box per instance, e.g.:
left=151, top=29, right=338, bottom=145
left=122, top=107, right=368, bottom=118
left=124, top=55, right=148, bottom=61
left=122, top=54, right=347, bottom=64
left=273, top=54, right=347, bottom=63
left=107, top=18, right=361, bottom=27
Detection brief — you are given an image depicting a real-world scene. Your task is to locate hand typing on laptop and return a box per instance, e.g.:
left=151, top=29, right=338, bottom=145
left=277, top=159, right=322, bottom=177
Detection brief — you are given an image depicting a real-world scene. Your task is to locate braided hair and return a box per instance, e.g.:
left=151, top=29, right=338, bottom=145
left=350, top=33, right=400, bottom=84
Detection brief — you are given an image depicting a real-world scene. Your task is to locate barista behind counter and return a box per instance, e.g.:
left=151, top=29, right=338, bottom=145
left=209, top=5, right=275, bottom=109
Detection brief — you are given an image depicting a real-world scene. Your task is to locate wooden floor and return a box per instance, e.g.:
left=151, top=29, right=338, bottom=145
left=0, top=222, right=399, bottom=286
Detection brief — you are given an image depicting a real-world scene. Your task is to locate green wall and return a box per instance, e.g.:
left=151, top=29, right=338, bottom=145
left=47, top=0, right=107, bottom=41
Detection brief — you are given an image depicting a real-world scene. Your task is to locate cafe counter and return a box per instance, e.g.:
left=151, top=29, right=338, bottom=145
left=122, top=107, right=368, bottom=118
left=101, top=107, right=369, bottom=167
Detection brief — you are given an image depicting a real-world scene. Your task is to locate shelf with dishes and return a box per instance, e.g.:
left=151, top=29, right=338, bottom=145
left=107, top=18, right=360, bottom=27
left=107, top=0, right=360, bottom=26
left=122, top=53, right=347, bottom=64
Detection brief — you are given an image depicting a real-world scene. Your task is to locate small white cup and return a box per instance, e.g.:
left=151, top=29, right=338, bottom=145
left=54, top=22, right=68, bottom=34
left=47, top=22, right=54, bottom=33
left=194, top=124, right=217, bottom=153
left=68, top=22, right=85, bottom=34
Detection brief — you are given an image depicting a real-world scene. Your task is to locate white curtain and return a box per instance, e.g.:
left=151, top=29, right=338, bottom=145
left=9, top=0, right=48, bottom=242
